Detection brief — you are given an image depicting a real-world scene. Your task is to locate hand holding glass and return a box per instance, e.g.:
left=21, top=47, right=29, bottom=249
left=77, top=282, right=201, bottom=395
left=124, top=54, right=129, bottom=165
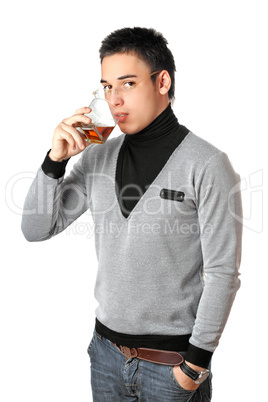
left=77, top=97, right=119, bottom=144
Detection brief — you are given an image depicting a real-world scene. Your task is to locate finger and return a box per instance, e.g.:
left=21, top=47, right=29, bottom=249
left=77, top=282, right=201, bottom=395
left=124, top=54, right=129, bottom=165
left=56, top=125, right=76, bottom=150
left=59, top=123, right=86, bottom=150
left=62, top=114, right=92, bottom=127
left=74, top=106, right=91, bottom=115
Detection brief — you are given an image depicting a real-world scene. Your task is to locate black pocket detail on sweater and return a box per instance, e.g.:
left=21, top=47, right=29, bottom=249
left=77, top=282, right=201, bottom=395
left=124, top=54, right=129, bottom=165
left=160, top=189, right=185, bottom=202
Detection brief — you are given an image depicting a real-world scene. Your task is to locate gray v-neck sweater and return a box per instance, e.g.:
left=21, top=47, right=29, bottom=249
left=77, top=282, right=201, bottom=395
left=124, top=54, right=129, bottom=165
left=22, top=132, right=242, bottom=366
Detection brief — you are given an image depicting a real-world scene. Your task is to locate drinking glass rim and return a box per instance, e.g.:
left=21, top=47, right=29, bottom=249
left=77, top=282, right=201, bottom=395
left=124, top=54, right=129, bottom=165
left=89, top=96, right=119, bottom=110
left=88, top=97, right=121, bottom=124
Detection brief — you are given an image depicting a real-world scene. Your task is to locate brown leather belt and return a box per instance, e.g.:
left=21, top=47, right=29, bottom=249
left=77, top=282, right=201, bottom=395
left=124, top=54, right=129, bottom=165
left=112, top=343, right=184, bottom=366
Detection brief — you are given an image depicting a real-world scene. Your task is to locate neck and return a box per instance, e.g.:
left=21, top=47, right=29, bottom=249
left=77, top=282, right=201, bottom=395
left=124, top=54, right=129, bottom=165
left=126, top=103, right=179, bottom=143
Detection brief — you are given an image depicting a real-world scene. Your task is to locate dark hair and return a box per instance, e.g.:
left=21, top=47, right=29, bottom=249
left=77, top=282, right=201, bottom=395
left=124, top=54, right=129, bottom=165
left=99, top=27, right=176, bottom=101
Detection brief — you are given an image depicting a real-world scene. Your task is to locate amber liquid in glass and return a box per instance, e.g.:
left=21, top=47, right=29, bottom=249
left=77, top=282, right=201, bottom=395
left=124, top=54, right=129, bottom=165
left=81, top=125, right=114, bottom=144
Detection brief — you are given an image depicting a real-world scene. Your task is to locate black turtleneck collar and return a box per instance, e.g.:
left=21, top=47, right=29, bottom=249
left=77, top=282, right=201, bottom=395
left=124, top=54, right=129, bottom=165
left=116, top=104, right=189, bottom=218
left=126, top=103, right=179, bottom=143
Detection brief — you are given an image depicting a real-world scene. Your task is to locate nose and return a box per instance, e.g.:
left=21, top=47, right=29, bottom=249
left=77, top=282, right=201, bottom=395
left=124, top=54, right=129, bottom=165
left=109, top=89, right=124, bottom=107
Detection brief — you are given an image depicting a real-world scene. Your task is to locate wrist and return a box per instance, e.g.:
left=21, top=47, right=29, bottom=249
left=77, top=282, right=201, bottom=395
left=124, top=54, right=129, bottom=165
left=173, top=365, right=199, bottom=391
left=180, top=361, right=210, bottom=385
left=185, top=361, right=205, bottom=372
left=48, top=151, right=64, bottom=162
left=42, top=150, right=70, bottom=179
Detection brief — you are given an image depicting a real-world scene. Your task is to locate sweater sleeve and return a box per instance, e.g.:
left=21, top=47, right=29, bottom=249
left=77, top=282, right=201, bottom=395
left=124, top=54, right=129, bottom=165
left=185, top=151, right=243, bottom=368
left=21, top=152, right=89, bottom=242
left=41, top=150, right=70, bottom=179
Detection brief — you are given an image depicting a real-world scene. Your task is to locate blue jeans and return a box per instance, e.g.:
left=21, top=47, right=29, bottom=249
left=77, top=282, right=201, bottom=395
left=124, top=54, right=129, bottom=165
left=87, top=330, right=212, bottom=401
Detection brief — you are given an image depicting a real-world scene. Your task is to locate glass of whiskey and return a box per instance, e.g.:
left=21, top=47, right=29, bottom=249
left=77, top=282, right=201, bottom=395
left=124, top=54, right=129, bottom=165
left=77, top=97, right=120, bottom=144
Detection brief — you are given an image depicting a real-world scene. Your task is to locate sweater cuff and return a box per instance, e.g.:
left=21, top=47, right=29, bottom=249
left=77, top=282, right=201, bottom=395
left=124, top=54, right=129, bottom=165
left=185, top=343, right=213, bottom=369
left=41, top=150, right=70, bottom=179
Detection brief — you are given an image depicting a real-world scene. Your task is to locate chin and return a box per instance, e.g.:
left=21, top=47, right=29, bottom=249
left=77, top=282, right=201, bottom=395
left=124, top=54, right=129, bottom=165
left=119, top=126, right=136, bottom=135
left=119, top=123, right=145, bottom=135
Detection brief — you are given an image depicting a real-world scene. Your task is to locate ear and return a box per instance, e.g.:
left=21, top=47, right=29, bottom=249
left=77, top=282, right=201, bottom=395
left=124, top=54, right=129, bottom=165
left=158, top=70, right=171, bottom=95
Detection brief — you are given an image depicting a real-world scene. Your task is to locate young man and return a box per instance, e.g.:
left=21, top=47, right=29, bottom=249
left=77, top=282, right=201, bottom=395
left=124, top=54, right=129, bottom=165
left=22, top=27, right=242, bottom=401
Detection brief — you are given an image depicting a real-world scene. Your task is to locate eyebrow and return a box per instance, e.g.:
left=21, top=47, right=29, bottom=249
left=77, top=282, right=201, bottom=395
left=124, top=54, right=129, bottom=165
left=100, top=74, right=138, bottom=84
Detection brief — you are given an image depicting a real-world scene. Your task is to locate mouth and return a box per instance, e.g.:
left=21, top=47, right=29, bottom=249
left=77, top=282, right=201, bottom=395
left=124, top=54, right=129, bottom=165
left=115, top=113, right=128, bottom=123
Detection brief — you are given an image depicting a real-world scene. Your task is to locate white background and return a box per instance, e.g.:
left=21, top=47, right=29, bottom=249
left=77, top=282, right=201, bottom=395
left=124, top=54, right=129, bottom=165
left=1, top=1, right=267, bottom=401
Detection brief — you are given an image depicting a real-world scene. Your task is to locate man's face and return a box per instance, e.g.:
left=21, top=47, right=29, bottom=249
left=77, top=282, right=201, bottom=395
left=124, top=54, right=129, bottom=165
left=101, top=53, right=166, bottom=135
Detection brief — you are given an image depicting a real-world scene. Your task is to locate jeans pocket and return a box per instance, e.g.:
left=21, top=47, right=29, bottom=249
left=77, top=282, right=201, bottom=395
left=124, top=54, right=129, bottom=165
left=199, top=375, right=212, bottom=401
left=167, top=366, right=197, bottom=399
left=87, top=330, right=97, bottom=357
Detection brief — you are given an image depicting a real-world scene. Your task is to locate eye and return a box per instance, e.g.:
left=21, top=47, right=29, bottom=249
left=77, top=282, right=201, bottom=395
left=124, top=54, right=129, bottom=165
left=123, top=81, right=136, bottom=90
left=103, top=84, right=112, bottom=93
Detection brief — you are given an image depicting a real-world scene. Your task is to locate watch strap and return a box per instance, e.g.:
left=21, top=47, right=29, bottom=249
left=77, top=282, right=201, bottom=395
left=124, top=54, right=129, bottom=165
left=180, top=361, right=210, bottom=384
left=180, top=361, right=200, bottom=381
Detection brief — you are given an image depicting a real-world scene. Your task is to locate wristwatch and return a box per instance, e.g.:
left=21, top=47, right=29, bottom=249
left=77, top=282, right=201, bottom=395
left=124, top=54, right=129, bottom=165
left=180, top=361, right=210, bottom=384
